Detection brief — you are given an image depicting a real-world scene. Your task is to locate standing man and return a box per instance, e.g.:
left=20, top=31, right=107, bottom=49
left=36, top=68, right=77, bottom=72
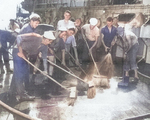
left=81, top=18, right=100, bottom=63
left=57, top=10, right=75, bottom=30
left=0, top=30, right=16, bottom=73
left=101, top=17, right=117, bottom=53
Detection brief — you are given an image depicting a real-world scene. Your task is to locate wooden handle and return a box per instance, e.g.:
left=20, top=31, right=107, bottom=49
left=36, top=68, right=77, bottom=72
left=23, top=57, right=68, bottom=90
left=0, top=100, right=35, bottom=120
left=47, top=60, right=87, bottom=83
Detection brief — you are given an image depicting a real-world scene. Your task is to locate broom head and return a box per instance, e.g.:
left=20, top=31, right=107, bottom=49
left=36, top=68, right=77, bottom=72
left=68, top=87, right=77, bottom=106
left=87, top=81, right=96, bottom=99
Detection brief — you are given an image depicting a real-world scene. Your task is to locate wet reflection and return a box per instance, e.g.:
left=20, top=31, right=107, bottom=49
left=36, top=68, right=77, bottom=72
left=0, top=60, right=150, bottom=120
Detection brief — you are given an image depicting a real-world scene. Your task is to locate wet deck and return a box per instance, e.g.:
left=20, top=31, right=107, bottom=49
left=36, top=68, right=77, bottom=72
left=0, top=61, right=150, bottom=120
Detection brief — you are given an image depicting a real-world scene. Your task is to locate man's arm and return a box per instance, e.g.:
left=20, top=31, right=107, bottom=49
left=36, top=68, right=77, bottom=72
left=17, top=33, right=41, bottom=58
left=111, top=35, right=117, bottom=46
left=101, top=33, right=109, bottom=52
left=89, top=36, right=98, bottom=52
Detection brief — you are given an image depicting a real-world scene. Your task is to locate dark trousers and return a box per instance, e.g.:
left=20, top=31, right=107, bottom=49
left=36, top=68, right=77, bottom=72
left=10, top=48, right=29, bottom=96
left=123, top=43, right=139, bottom=71
left=0, top=47, right=10, bottom=71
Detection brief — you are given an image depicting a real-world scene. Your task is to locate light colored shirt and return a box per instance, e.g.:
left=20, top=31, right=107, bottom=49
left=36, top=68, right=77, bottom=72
left=65, top=35, right=76, bottom=52
left=81, top=24, right=99, bottom=41
left=57, top=20, right=75, bottom=30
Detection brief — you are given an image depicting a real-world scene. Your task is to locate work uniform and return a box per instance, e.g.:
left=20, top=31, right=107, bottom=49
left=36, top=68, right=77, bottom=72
left=81, top=24, right=100, bottom=62
left=101, top=25, right=117, bottom=48
left=19, top=23, right=38, bottom=75
left=10, top=36, right=42, bottom=97
left=123, top=30, right=139, bottom=71
left=65, top=35, right=77, bottom=66
left=0, top=30, right=16, bottom=73
left=57, top=20, right=74, bottom=30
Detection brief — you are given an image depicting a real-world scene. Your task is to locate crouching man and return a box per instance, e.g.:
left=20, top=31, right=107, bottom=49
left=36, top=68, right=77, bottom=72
left=9, top=31, right=55, bottom=101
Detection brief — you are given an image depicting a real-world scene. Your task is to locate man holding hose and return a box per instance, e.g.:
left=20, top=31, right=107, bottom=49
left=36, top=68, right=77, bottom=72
left=9, top=31, right=55, bottom=101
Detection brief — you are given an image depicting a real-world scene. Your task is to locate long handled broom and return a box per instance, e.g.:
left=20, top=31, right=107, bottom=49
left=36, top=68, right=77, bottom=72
left=82, top=36, right=101, bottom=98
left=67, top=51, right=89, bottom=78
left=67, top=51, right=96, bottom=98
left=47, top=59, right=96, bottom=99
left=21, top=57, right=77, bottom=106
left=98, top=47, right=114, bottom=79
left=48, top=47, right=96, bottom=98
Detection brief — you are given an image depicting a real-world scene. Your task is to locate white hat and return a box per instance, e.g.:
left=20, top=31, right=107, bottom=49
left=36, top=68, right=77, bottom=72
left=43, top=31, right=56, bottom=40
left=58, top=27, right=67, bottom=31
left=89, top=18, right=98, bottom=26
left=29, top=13, right=40, bottom=19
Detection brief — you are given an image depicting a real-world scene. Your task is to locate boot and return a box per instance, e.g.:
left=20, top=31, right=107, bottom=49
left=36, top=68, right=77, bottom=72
left=118, top=76, right=129, bottom=87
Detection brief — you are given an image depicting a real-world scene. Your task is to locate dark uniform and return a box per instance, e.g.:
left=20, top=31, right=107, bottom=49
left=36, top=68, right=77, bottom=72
left=0, top=30, right=16, bottom=73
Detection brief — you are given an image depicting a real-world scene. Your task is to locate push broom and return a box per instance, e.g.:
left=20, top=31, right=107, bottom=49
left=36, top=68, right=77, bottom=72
left=22, top=57, right=77, bottom=106
left=47, top=59, right=96, bottom=99
left=67, top=51, right=97, bottom=98
left=48, top=47, right=96, bottom=98
left=98, top=47, right=114, bottom=80
left=67, top=50, right=89, bottom=78
left=82, top=35, right=101, bottom=98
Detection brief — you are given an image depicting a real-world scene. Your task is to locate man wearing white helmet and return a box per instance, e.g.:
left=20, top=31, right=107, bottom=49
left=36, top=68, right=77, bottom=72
left=81, top=18, right=100, bottom=63
left=9, top=31, right=55, bottom=101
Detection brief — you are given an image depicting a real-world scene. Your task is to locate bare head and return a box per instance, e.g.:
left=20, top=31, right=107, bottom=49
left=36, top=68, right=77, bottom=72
left=64, top=10, right=71, bottom=21
left=30, top=13, right=41, bottom=29
left=106, top=17, right=113, bottom=28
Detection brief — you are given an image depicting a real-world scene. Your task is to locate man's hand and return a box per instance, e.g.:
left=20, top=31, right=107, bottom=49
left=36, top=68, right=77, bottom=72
left=38, top=52, right=42, bottom=58
left=89, top=48, right=93, bottom=54
left=105, top=46, right=109, bottom=53
left=61, top=61, right=66, bottom=66
left=49, top=48, right=54, bottom=55
left=17, top=52, right=25, bottom=59
left=111, top=40, right=116, bottom=46
left=75, top=59, right=79, bottom=66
